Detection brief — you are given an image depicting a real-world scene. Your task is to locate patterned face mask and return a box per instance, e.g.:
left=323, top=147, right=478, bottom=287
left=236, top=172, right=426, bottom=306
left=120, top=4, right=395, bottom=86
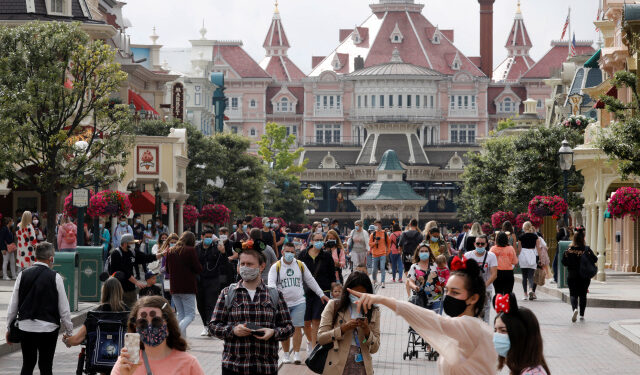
left=135, top=311, right=169, bottom=347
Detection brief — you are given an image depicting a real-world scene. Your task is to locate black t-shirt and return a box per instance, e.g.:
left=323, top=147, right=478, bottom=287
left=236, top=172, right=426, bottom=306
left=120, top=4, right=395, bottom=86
left=261, top=230, right=275, bottom=248
left=519, top=233, right=538, bottom=249
left=274, top=230, right=285, bottom=252
left=108, top=248, right=136, bottom=291
left=133, top=224, right=145, bottom=241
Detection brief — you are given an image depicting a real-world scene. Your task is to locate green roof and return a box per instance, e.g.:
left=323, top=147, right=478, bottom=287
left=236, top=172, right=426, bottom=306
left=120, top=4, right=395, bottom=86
left=625, top=4, right=640, bottom=22
left=353, top=181, right=426, bottom=201
left=584, top=49, right=601, bottom=68
left=377, top=150, right=404, bottom=171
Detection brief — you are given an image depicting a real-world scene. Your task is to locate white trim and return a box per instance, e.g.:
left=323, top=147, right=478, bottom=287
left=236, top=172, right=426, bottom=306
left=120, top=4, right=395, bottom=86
left=25, top=0, right=35, bottom=13
left=405, top=11, right=432, bottom=69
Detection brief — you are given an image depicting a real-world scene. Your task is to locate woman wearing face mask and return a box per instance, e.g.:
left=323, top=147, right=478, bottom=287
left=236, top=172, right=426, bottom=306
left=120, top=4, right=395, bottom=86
left=325, top=229, right=346, bottom=284
left=144, top=220, right=158, bottom=246
left=156, top=233, right=177, bottom=303
left=317, top=271, right=380, bottom=375
left=406, top=243, right=443, bottom=311
left=347, top=220, right=369, bottom=275
left=165, top=232, right=202, bottom=338
left=98, top=219, right=111, bottom=261
left=307, top=221, right=322, bottom=244
left=348, top=256, right=497, bottom=374
left=493, top=293, right=550, bottom=375
left=32, top=215, right=45, bottom=242
left=112, top=296, right=204, bottom=375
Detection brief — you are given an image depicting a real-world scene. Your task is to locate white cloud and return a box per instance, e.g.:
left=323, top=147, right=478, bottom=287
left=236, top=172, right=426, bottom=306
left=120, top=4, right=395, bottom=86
left=125, top=0, right=600, bottom=74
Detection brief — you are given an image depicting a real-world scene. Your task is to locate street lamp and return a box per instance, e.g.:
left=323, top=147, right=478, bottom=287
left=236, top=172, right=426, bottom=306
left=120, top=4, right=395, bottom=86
left=558, top=139, right=574, bottom=228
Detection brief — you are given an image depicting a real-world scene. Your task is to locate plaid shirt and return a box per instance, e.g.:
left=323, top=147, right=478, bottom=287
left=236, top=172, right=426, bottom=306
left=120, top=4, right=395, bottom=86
left=209, top=280, right=294, bottom=374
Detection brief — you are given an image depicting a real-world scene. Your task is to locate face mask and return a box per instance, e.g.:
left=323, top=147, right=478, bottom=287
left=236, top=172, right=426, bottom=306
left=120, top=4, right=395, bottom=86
left=129, top=244, right=135, bottom=251
left=120, top=221, right=127, bottom=227
left=137, top=322, right=169, bottom=347
left=316, top=228, right=322, bottom=233
left=349, top=295, right=359, bottom=304
left=242, top=225, right=248, bottom=231
left=283, top=252, right=295, bottom=263
left=314, top=241, right=324, bottom=250
left=156, top=222, right=162, bottom=227
left=99, top=224, right=104, bottom=229
left=233, top=225, right=238, bottom=231
left=136, top=219, right=141, bottom=224
left=493, top=333, right=511, bottom=357
left=431, top=236, right=439, bottom=242
left=419, top=252, right=430, bottom=261
left=475, top=247, right=486, bottom=254
left=265, top=223, right=271, bottom=228
left=169, top=243, right=176, bottom=248
left=239, top=265, right=260, bottom=281
left=443, top=295, right=469, bottom=317
left=33, top=219, right=39, bottom=225
left=220, top=235, right=227, bottom=242
left=203, top=238, right=213, bottom=246
left=147, top=224, right=152, bottom=229
left=355, top=225, right=360, bottom=231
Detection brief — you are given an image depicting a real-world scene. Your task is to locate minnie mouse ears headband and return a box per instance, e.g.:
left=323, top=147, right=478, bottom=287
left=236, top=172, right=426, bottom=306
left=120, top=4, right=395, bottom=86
left=450, top=256, right=467, bottom=271
left=493, top=293, right=519, bottom=315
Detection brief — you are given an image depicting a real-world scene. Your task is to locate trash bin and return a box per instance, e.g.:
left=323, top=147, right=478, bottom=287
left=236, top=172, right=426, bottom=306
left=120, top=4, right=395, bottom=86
left=557, top=240, right=572, bottom=288
left=76, top=246, right=104, bottom=302
left=53, top=252, right=79, bottom=312
left=147, top=240, right=157, bottom=255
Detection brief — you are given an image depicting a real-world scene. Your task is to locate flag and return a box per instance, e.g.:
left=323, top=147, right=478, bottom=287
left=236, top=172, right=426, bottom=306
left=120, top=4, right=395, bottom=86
left=570, top=33, right=577, bottom=57
left=595, top=7, right=602, bottom=32
left=561, top=12, right=570, bottom=39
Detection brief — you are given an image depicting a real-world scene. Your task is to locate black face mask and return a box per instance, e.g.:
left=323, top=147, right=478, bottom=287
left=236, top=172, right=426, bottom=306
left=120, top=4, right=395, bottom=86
left=443, top=295, right=469, bottom=317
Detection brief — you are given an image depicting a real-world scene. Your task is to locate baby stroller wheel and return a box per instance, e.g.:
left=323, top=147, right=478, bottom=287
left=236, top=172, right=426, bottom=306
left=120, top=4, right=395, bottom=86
left=403, top=352, right=407, bottom=360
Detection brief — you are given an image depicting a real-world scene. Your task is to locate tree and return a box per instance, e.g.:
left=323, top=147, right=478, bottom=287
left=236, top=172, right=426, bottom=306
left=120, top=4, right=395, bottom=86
left=0, top=22, right=131, bottom=242
left=599, top=71, right=640, bottom=178
left=263, top=170, right=305, bottom=223
left=257, top=122, right=307, bottom=175
left=496, top=117, right=516, bottom=132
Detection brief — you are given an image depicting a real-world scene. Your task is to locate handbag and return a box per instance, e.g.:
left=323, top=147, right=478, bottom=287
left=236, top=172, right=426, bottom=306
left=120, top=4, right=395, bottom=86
left=518, top=248, right=537, bottom=269
left=6, top=242, right=16, bottom=253
left=305, top=342, right=334, bottom=374
left=533, top=268, right=546, bottom=286
left=579, top=249, right=597, bottom=279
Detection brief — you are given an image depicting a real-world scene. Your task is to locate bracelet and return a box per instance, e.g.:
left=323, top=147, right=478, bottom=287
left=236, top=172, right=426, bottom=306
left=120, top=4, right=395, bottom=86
left=362, top=337, right=367, bottom=344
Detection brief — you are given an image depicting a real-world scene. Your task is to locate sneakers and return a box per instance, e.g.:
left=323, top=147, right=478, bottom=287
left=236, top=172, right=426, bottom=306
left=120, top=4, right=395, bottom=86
left=200, top=328, right=209, bottom=336
left=530, top=292, right=537, bottom=300
left=2, top=276, right=9, bottom=281
left=293, top=351, right=302, bottom=364
left=398, top=279, right=403, bottom=283
left=572, top=309, right=579, bottom=323
left=579, top=316, right=585, bottom=321
left=282, top=352, right=292, bottom=364
left=381, top=282, right=385, bottom=289
left=306, top=342, right=313, bottom=353
left=522, top=295, right=529, bottom=301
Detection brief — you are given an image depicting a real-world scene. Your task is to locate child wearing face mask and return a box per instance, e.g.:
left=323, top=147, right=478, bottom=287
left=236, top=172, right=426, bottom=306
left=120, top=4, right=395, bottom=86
left=464, top=234, right=498, bottom=324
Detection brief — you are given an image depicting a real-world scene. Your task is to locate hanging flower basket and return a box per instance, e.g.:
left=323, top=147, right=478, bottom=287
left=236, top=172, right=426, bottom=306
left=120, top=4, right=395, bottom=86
left=515, top=213, right=543, bottom=230
left=528, top=195, right=568, bottom=220
left=63, top=190, right=95, bottom=218
left=87, top=190, right=131, bottom=217
left=199, top=204, right=231, bottom=226
left=607, top=187, right=640, bottom=219
left=251, top=216, right=264, bottom=228
left=481, top=222, right=493, bottom=235
left=183, top=205, right=199, bottom=226
left=561, top=114, right=591, bottom=131
left=491, top=211, right=516, bottom=229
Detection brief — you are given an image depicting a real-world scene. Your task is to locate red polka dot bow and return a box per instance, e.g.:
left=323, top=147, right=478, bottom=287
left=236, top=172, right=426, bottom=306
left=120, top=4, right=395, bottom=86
left=495, top=293, right=511, bottom=314
left=450, top=256, right=467, bottom=271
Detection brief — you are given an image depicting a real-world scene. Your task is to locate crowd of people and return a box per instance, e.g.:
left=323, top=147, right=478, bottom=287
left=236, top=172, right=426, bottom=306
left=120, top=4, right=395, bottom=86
left=1, top=210, right=597, bottom=375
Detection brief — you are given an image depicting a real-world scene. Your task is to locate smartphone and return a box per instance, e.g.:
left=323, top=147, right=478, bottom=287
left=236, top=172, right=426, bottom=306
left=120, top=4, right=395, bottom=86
left=246, top=322, right=265, bottom=336
left=124, top=333, right=140, bottom=364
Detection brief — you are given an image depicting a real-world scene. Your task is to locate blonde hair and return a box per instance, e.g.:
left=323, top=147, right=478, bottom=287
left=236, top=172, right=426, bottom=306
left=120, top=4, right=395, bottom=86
left=435, top=254, right=447, bottom=267
left=324, top=229, right=343, bottom=250
left=523, top=221, right=534, bottom=233
left=423, top=220, right=438, bottom=236
left=469, top=222, right=482, bottom=237
left=160, top=233, right=179, bottom=254
left=19, top=211, right=32, bottom=230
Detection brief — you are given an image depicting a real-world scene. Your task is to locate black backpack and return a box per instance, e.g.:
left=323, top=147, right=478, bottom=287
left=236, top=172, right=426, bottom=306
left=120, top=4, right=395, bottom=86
left=401, top=230, right=422, bottom=256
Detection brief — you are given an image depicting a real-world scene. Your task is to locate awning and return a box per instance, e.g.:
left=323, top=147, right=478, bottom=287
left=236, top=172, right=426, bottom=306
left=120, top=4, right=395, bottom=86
left=584, top=49, right=601, bottom=68
left=128, top=90, right=159, bottom=115
left=594, top=86, right=617, bottom=109
left=129, top=191, right=167, bottom=215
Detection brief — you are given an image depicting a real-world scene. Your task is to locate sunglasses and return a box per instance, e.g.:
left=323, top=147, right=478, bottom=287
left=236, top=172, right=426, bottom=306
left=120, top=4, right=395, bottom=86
left=132, top=310, right=167, bottom=330
left=475, top=242, right=487, bottom=246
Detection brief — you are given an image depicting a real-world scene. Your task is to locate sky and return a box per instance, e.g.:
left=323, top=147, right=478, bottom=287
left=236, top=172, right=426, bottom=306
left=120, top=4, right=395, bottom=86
left=124, top=0, right=602, bottom=74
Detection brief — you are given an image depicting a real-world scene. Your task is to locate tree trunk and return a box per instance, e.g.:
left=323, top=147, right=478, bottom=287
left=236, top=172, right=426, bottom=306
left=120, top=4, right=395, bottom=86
left=46, top=189, right=58, bottom=247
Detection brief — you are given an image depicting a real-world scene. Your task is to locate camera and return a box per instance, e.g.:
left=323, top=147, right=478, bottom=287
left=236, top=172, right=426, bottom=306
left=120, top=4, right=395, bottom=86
left=375, top=237, right=381, bottom=241
left=325, top=240, right=337, bottom=248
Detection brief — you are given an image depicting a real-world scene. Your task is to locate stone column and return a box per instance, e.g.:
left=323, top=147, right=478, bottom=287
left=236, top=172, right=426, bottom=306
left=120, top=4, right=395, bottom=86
left=420, top=126, right=425, bottom=146
left=596, top=201, right=607, bottom=281
left=177, top=201, right=184, bottom=236
left=589, top=204, right=598, bottom=249
left=167, top=199, right=175, bottom=234
left=583, top=203, right=591, bottom=244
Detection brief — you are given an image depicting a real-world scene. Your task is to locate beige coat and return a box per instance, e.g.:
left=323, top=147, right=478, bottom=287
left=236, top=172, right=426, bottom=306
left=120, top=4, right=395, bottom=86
left=317, top=299, right=380, bottom=375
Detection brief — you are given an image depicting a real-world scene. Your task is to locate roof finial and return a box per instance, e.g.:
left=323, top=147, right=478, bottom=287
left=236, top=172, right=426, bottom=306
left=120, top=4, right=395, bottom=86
left=274, top=0, right=279, bottom=14
left=516, top=0, right=521, bottom=14
left=199, top=19, right=207, bottom=39
left=150, top=26, right=159, bottom=45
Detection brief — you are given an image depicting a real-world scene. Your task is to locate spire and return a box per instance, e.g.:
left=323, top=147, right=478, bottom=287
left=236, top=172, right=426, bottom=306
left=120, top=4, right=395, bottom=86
left=505, top=1, right=532, bottom=56
left=274, top=0, right=279, bottom=14
left=199, top=20, right=207, bottom=40
left=150, top=26, right=159, bottom=45
left=263, top=2, right=290, bottom=56
left=516, top=0, right=521, bottom=15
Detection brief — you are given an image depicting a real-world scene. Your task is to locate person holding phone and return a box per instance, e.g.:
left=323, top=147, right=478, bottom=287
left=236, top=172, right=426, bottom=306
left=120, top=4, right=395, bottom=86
left=111, top=296, right=204, bottom=375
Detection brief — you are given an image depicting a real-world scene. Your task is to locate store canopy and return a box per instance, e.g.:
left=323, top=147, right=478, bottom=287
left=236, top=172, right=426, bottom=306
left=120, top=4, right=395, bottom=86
left=584, top=49, right=601, bottom=68
left=128, top=90, right=159, bottom=115
left=594, top=86, right=617, bottom=109
left=129, top=191, right=167, bottom=215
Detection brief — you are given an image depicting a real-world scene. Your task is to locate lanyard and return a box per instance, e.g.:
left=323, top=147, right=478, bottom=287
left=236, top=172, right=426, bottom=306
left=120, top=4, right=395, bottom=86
left=349, top=307, right=362, bottom=349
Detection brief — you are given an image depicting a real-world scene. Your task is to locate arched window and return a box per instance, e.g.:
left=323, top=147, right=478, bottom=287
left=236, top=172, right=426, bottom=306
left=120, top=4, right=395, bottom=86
left=502, top=98, right=512, bottom=112
left=250, top=99, right=257, bottom=108
left=250, top=128, right=256, bottom=137
left=278, top=97, right=289, bottom=112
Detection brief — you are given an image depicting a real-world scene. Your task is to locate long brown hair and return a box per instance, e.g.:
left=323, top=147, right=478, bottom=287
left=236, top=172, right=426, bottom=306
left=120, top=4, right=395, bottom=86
left=160, top=233, right=179, bottom=254
left=496, top=306, right=550, bottom=374
left=127, top=296, right=188, bottom=351
left=101, top=277, right=127, bottom=311
left=324, top=229, right=343, bottom=250
left=170, top=231, right=196, bottom=254
left=412, top=242, right=435, bottom=264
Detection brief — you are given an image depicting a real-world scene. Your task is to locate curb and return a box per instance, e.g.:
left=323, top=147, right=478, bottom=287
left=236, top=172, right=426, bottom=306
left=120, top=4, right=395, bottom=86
left=513, top=275, right=640, bottom=308
left=609, top=320, right=640, bottom=356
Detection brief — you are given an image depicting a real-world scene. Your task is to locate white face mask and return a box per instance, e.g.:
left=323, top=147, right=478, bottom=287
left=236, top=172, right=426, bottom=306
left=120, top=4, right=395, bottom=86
left=219, top=235, right=228, bottom=242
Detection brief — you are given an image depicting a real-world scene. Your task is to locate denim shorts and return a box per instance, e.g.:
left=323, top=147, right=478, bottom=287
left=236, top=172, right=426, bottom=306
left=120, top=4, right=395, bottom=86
left=289, top=302, right=306, bottom=327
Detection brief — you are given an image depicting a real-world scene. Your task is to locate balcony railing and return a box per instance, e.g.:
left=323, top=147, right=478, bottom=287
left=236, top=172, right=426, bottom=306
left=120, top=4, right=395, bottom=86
left=313, top=107, right=344, bottom=117
left=448, top=107, right=479, bottom=117
left=350, top=107, right=441, bottom=121
left=302, top=136, right=362, bottom=147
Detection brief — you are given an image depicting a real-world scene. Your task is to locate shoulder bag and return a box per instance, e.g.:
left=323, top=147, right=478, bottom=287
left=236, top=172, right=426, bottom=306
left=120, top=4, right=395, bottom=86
left=305, top=342, right=334, bottom=374
left=579, top=247, right=597, bottom=279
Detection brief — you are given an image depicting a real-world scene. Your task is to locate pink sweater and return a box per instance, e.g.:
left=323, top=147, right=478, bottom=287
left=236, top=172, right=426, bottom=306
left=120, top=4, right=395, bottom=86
left=396, top=300, right=497, bottom=374
left=57, top=223, right=77, bottom=250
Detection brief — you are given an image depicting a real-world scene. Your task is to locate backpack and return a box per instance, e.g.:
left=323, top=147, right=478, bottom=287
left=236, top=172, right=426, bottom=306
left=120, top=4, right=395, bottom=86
left=62, top=225, right=76, bottom=244
left=275, top=259, right=305, bottom=286
left=401, top=230, right=422, bottom=256
left=224, top=282, right=280, bottom=310
left=82, top=310, right=129, bottom=374
left=391, top=232, right=401, bottom=252
left=104, top=248, right=123, bottom=274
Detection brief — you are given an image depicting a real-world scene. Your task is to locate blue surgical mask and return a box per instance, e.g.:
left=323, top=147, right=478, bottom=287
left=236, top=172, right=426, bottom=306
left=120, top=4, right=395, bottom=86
left=265, top=223, right=271, bottom=228
left=314, top=241, right=324, bottom=249
left=147, top=224, right=151, bottom=229
left=349, top=295, right=359, bottom=304
left=493, top=333, right=511, bottom=357
left=136, top=219, right=141, bottom=224
left=203, top=238, right=213, bottom=246
left=431, top=236, right=439, bottom=242
left=99, top=224, right=104, bottom=229
left=419, top=252, right=430, bottom=261
left=169, top=243, right=176, bottom=248
left=284, top=252, right=295, bottom=263
left=242, top=225, right=248, bottom=231
left=475, top=247, right=486, bottom=254
left=355, top=225, right=360, bottom=230
left=120, top=221, right=127, bottom=227
left=233, top=225, right=238, bottom=230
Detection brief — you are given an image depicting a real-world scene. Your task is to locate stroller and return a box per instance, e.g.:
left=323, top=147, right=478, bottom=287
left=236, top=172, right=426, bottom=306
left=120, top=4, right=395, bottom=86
left=403, top=282, right=442, bottom=361
left=76, top=310, right=130, bottom=375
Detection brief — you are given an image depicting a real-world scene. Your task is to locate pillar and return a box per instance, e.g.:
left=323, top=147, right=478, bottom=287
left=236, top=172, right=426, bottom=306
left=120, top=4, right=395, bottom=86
left=584, top=203, right=591, bottom=244
left=596, top=201, right=607, bottom=281
left=167, top=199, right=175, bottom=234
left=589, top=204, right=598, bottom=249
left=420, top=126, right=425, bottom=146
left=177, top=201, right=184, bottom=235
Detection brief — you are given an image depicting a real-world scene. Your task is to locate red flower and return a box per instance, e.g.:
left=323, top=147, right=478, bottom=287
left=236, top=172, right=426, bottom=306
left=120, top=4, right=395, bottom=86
left=199, top=204, right=231, bottom=226
left=491, top=211, right=516, bottom=229
left=608, top=187, right=640, bottom=220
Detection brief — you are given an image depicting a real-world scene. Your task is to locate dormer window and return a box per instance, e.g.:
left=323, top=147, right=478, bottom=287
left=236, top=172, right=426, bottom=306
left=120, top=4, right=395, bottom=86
left=332, top=54, right=342, bottom=70
left=48, top=0, right=68, bottom=15
left=352, top=28, right=362, bottom=45
left=275, top=97, right=294, bottom=112
left=500, top=98, right=513, bottom=113
left=451, top=52, right=462, bottom=71
left=432, top=28, right=441, bottom=44
left=390, top=22, right=403, bottom=44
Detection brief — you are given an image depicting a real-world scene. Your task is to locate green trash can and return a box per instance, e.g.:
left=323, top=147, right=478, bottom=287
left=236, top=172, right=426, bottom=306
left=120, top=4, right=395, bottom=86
left=53, top=252, right=79, bottom=312
left=557, top=241, right=572, bottom=288
left=76, top=246, right=104, bottom=302
left=147, top=240, right=157, bottom=255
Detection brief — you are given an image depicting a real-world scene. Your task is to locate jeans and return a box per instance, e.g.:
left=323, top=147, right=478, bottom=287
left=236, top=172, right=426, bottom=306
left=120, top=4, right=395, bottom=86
left=172, top=293, right=196, bottom=337
left=2, top=250, right=16, bottom=278
left=20, top=329, right=59, bottom=375
left=521, top=268, right=537, bottom=294
left=371, top=255, right=387, bottom=283
left=389, top=253, right=403, bottom=281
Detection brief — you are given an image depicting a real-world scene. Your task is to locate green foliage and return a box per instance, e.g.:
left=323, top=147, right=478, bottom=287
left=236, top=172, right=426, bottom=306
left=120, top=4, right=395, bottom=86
left=263, top=169, right=305, bottom=223
left=456, top=127, right=584, bottom=222
left=0, top=22, right=131, bottom=241
left=598, top=71, right=640, bottom=179
left=257, top=122, right=307, bottom=175
left=497, top=117, right=516, bottom=132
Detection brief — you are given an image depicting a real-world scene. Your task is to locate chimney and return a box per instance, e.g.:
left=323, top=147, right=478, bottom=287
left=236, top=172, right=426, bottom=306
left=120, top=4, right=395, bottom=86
left=478, top=0, right=495, bottom=78
left=354, top=55, right=365, bottom=71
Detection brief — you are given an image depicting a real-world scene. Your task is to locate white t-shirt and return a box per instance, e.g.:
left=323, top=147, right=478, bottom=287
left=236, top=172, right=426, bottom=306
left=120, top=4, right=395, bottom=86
left=464, top=251, right=498, bottom=292
left=267, top=258, right=325, bottom=307
left=246, top=288, right=256, bottom=301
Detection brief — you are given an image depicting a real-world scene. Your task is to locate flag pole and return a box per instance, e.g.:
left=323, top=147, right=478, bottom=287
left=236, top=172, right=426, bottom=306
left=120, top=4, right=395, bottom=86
left=567, top=6, right=572, bottom=60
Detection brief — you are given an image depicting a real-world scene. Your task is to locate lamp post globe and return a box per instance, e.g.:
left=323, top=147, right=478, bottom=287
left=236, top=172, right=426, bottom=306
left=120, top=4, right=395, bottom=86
left=558, top=139, right=574, bottom=171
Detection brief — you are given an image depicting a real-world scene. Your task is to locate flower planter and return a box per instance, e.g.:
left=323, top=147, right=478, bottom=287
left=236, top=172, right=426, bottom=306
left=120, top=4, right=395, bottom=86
left=528, top=195, right=568, bottom=221
left=199, top=204, right=231, bottom=226
left=491, top=211, right=516, bottom=230
left=607, top=187, right=640, bottom=219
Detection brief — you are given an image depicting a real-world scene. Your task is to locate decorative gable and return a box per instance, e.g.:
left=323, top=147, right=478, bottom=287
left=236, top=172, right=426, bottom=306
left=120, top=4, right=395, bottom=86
left=446, top=152, right=464, bottom=170
left=451, top=52, right=462, bottom=70
left=352, top=26, right=362, bottom=45
left=320, top=152, right=339, bottom=169
left=270, top=86, right=298, bottom=113
left=431, top=27, right=441, bottom=44
left=390, top=22, right=404, bottom=44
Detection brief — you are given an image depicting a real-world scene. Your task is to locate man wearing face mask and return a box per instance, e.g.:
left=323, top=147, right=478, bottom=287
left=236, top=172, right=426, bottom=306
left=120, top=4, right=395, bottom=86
left=196, top=229, right=228, bottom=337
left=5, top=242, right=74, bottom=375
left=463, top=234, right=498, bottom=324
left=155, top=219, right=168, bottom=235
left=107, top=233, right=146, bottom=307
left=210, top=249, right=294, bottom=375
left=261, top=217, right=278, bottom=257
left=132, top=213, right=148, bottom=279
left=112, top=214, right=133, bottom=249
